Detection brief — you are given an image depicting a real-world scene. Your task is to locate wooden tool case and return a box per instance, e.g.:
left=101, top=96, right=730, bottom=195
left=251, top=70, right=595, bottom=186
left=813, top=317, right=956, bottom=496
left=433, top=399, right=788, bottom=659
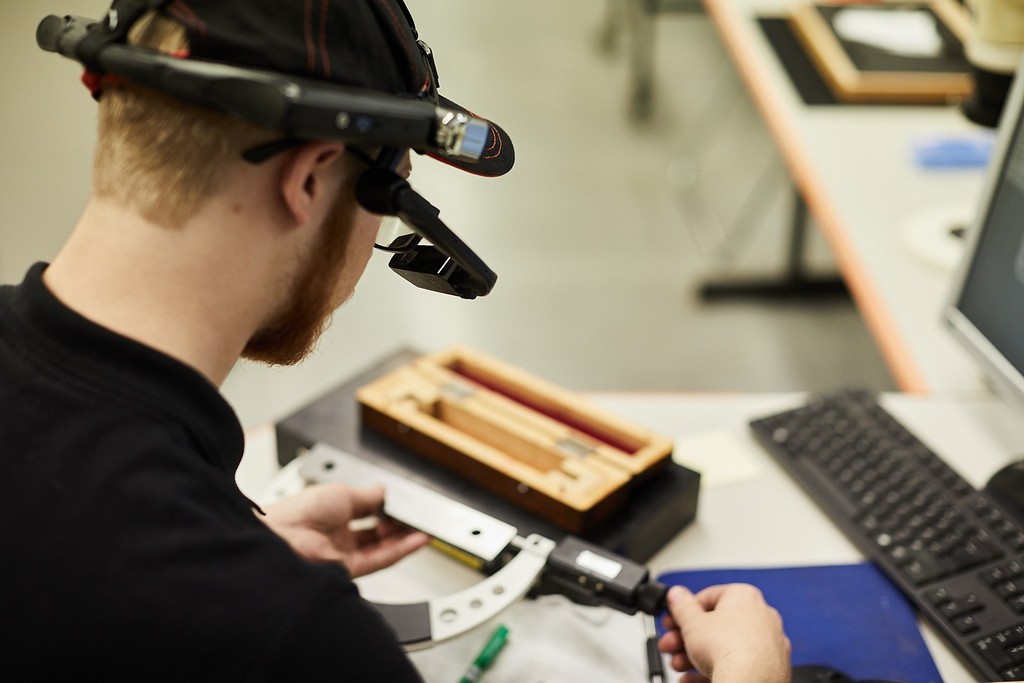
left=357, top=347, right=674, bottom=532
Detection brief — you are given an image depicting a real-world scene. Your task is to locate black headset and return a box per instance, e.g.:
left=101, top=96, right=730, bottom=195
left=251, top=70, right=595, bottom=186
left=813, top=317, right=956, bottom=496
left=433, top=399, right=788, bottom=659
left=36, top=10, right=497, bottom=299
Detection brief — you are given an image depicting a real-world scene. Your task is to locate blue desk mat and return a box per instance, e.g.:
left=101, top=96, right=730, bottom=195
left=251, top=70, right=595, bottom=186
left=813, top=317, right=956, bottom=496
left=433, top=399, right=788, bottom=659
left=657, top=563, right=943, bottom=683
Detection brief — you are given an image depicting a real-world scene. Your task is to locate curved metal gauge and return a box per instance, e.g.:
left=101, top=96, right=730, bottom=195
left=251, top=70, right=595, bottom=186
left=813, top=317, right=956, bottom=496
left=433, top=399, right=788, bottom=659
left=299, top=442, right=518, bottom=564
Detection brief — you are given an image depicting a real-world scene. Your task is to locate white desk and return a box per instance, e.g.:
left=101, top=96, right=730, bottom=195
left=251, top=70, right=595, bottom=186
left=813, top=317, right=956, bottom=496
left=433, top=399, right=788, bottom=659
left=700, top=0, right=993, bottom=394
left=241, top=392, right=1024, bottom=681
left=613, top=392, right=1024, bottom=682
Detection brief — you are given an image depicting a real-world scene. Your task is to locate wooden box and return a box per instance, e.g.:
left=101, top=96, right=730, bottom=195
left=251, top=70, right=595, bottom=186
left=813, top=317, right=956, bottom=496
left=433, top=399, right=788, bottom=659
left=357, top=346, right=674, bottom=533
left=789, top=0, right=972, bottom=104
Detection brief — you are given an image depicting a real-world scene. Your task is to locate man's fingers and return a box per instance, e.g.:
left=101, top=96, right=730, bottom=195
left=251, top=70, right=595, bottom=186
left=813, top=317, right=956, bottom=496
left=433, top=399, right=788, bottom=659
left=347, top=517, right=418, bottom=549
left=666, top=585, right=708, bottom=626
left=691, top=583, right=731, bottom=609
left=349, top=531, right=429, bottom=577
left=658, top=629, right=684, bottom=654
left=678, top=672, right=712, bottom=683
left=374, top=517, right=417, bottom=539
left=671, top=652, right=697, bottom=675
left=694, top=583, right=765, bottom=610
left=344, top=484, right=387, bottom=519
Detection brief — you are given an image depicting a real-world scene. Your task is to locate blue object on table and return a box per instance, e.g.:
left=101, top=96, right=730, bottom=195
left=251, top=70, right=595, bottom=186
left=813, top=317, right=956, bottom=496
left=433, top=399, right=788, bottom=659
left=912, top=133, right=995, bottom=169
left=657, top=563, right=942, bottom=683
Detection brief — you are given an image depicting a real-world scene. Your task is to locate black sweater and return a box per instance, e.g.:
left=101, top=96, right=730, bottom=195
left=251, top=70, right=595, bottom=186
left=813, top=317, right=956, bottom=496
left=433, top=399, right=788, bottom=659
left=0, top=263, right=422, bottom=681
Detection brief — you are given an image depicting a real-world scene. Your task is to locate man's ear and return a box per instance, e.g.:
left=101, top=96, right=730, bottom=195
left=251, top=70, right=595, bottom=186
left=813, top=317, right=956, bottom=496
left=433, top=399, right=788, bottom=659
left=279, top=141, right=347, bottom=226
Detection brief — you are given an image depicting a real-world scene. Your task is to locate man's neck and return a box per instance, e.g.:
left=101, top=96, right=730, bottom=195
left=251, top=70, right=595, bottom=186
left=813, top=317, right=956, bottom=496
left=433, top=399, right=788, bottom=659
left=44, top=197, right=286, bottom=386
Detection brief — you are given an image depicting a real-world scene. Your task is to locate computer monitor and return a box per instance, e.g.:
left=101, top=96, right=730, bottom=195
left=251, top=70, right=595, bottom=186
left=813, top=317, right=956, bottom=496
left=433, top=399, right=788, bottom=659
left=946, top=62, right=1024, bottom=407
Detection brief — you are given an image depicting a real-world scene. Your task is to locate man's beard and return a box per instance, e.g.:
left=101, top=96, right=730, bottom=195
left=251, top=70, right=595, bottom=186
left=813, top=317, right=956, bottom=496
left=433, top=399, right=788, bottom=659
left=241, top=193, right=355, bottom=366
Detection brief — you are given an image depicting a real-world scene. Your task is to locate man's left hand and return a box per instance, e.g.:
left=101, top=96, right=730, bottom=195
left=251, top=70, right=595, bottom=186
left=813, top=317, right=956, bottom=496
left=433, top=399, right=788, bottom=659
left=261, top=483, right=430, bottom=578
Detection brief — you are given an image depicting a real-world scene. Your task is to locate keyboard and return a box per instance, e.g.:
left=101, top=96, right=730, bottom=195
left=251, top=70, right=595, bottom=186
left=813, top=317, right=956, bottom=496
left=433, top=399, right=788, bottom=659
left=750, top=388, right=1024, bottom=681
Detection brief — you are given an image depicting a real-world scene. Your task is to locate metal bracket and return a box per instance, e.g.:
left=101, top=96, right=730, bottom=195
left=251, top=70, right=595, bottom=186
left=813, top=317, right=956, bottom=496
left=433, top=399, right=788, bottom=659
left=299, top=443, right=518, bottom=565
left=298, top=443, right=554, bottom=649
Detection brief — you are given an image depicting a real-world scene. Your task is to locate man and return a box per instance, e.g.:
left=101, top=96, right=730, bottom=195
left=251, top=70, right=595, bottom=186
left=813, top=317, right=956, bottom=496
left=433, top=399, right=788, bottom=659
left=0, top=0, right=788, bottom=679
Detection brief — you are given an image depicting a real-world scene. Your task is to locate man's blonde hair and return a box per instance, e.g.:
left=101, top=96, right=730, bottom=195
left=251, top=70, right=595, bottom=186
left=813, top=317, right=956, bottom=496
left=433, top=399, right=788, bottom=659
left=92, top=12, right=269, bottom=227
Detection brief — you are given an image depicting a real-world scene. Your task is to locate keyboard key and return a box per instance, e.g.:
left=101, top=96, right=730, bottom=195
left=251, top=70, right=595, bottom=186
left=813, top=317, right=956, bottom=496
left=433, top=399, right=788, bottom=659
left=1009, top=595, right=1024, bottom=614
left=953, top=614, right=980, bottom=634
left=1004, top=665, right=1024, bottom=679
left=905, top=557, right=948, bottom=585
left=977, top=635, right=1015, bottom=670
left=941, top=594, right=983, bottom=618
left=984, top=566, right=1012, bottom=584
left=925, top=586, right=952, bottom=605
left=949, top=538, right=1003, bottom=570
left=995, top=625, right=1024, bottom=647
left=996, top=580, right=1024, bottom=599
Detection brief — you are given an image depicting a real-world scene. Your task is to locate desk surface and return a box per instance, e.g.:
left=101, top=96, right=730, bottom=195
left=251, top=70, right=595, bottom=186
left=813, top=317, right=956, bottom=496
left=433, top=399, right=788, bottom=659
left=619, top=392, right=1024, bottom=682
left=620, top=392, right=1024, bottom=682
left=242, top=391, right=1024, bottom=681
left=700, top=0, right=992, bottom=394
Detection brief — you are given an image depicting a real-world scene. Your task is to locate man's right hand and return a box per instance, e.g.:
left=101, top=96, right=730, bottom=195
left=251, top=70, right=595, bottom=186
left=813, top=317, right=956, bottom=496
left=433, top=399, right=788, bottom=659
left=658, top=583, right=791, bottom=683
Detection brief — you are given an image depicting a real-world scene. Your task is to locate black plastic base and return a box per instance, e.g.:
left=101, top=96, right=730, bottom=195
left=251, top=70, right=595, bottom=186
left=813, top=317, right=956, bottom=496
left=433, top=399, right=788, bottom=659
left=275, top=349, right=701, bottom=563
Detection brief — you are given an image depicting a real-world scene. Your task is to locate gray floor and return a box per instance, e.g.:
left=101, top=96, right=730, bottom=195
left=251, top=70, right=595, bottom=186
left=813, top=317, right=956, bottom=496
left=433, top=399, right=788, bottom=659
left=224, top=1, right=896, bottom=428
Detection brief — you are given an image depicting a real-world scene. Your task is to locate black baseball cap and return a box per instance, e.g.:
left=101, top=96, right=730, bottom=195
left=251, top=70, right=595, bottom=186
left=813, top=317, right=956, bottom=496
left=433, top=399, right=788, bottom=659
left=114, top=0, right=514, bottom=176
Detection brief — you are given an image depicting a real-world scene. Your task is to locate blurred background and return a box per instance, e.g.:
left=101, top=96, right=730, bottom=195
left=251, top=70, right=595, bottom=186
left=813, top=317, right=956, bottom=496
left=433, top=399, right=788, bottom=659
left=0, top=1, right=894, bottom=430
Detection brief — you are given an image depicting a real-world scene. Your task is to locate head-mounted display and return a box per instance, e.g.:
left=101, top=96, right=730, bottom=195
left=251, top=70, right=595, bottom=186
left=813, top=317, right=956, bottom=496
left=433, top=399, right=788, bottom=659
left=36, top=0, right=512, bottom=298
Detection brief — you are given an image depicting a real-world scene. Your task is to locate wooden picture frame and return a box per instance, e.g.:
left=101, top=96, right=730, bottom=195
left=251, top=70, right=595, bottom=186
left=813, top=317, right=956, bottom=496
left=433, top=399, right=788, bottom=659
left=788, top=0, right=973, bottom=104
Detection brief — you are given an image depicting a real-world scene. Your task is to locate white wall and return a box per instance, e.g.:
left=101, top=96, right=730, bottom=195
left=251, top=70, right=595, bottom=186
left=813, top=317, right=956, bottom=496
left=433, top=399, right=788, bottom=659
left=1, top=1, right=97, bottom=281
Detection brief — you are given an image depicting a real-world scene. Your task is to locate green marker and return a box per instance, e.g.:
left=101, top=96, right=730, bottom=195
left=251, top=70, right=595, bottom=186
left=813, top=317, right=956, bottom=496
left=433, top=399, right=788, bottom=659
left=458, top=624, right=509, bottom=683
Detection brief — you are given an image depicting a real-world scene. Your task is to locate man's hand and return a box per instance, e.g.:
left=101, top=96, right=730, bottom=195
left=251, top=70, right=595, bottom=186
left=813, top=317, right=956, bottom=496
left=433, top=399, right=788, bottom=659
left=261, top=483, right=430, bottom=578
left=658, top=583, right=791, bottom=683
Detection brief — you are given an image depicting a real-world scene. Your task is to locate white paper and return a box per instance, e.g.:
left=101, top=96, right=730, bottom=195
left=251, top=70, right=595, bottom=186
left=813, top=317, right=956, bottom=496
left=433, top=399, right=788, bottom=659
left=408, top=596, right=647, bottom=683
left=673, top=429, right=763, bottom=488
left=833, top=8, right=942, bottom=58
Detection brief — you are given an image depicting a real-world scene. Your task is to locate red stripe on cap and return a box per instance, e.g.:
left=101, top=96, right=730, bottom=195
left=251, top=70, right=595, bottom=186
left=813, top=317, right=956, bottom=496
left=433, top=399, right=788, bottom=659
left=458, top=104, right=504, bottom=160
left=319, top=0, right=331, bottom=79
left=304, top=0, right=316, bottom=75
left=377, top=0, right=423, bottom=93
left=484, top=124, right=502, bottom=159
left=426, top=152, right=501, bottom=178
left=169, top=2, right=207, bottom=44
